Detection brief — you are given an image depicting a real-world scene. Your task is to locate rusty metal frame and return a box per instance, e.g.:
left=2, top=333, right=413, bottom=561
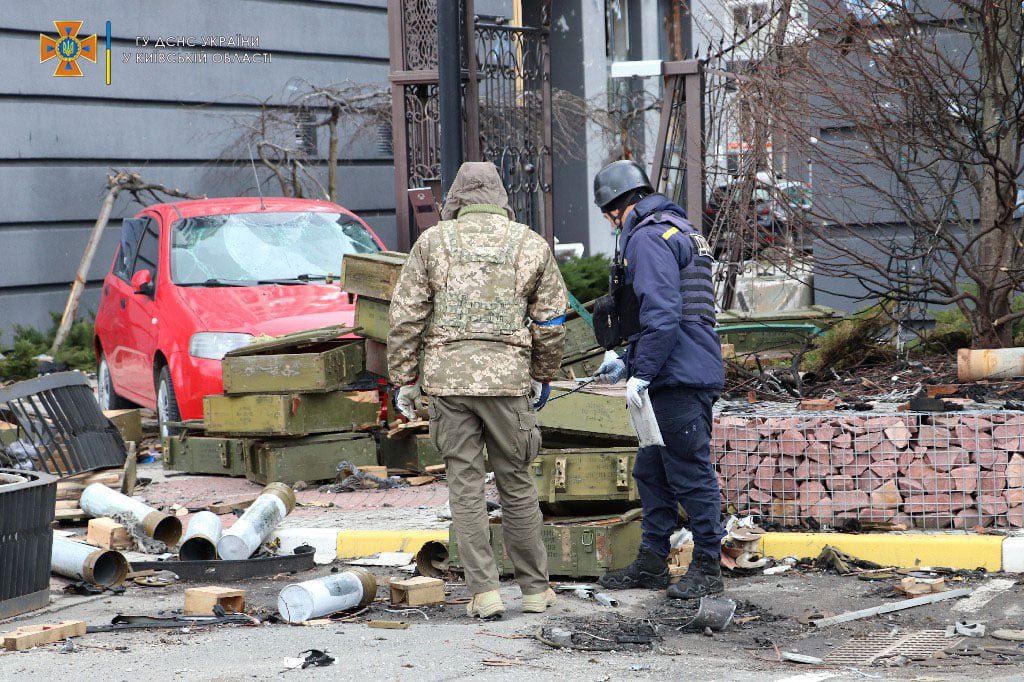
left=389, top=1, right=552, bottom=249
left=652, top=59, right=705, bottom=228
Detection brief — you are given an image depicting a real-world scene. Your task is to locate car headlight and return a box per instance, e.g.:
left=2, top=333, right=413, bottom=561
left=189, top=332, right=255, bottom=360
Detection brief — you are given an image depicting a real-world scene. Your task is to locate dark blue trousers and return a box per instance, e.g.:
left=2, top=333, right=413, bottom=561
left=632, top=386, right=724, bottom=559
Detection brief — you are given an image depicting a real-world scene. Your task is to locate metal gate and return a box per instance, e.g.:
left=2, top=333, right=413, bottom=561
left=388, top=0, right=553, bottom=249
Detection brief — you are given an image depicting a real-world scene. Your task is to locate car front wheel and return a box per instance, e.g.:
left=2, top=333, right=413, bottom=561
left=156, top=366, right=183, bottom=439
left=98, top=354, right=132, bottom=411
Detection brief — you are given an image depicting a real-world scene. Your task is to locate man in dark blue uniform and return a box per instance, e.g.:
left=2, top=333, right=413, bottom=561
left=591, top=160, right=726, bottom=599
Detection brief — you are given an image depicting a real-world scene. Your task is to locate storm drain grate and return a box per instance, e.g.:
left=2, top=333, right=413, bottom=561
left=824, top=630, right=958, bottom=666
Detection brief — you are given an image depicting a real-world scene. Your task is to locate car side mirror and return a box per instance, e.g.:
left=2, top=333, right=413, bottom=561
left=131, top=269, right=154, bottom=296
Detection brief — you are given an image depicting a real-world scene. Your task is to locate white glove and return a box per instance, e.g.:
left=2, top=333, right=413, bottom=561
left=625, top=377, right=651, bottom=411
left=593, top=357, right=626, bottom=385
left=396, top=383, right=423, bottom=421
left=530, top=379, right=544, bottom=403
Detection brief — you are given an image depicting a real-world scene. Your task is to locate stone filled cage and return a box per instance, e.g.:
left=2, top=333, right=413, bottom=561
left=712, top=411, right=1024, bottom=530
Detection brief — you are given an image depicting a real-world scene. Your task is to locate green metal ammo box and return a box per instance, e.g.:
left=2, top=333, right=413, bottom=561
left=162, top=434, right=251, bottom=477
left=448, top=509, right=642, bottom=578
left=203, top=390, right=381, bottom=437
left=537, top=383, right=637, bottom=447
left=245, top=432, right=378, bottom=486
left=532, top=447, right=640, bottom=515
left=221, top=325, right=365, bottom=395
left=340, top=251, right=408, bottom=300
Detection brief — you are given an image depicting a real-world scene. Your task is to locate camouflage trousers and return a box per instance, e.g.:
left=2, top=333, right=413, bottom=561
left=429, top=395, right=548, bottom=595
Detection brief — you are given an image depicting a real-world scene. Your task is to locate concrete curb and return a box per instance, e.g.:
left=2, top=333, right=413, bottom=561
left=758, top=532, right=1007, bottom=571
left=336, top=529, right=447, bottom=559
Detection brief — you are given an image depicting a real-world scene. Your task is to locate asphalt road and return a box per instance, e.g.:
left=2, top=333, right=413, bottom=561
left=3, top=566, right=1024, bottom=681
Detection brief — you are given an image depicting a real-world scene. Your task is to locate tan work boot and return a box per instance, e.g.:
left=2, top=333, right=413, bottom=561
left=467, top=590, right=505, bottom=619
left=521, top=588, right=557, bottom=613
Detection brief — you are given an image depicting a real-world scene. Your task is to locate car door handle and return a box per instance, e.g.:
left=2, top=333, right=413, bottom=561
left=120, top=298, right=126, bottom=309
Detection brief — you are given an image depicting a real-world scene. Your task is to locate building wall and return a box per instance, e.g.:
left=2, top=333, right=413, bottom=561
left=0, top=1, right=394, bottom=341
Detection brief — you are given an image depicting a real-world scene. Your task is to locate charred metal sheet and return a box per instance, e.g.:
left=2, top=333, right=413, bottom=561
left=128, top=545, right=316, bottom=581
left=0, top=468, right=57, bottom=618
left=0, top=372, right=126, bottom=477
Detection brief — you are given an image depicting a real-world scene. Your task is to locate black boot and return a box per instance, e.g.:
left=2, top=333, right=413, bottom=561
left=598, top=547, right=669, bottom=590
left=667, top=551, right=723, bottom=599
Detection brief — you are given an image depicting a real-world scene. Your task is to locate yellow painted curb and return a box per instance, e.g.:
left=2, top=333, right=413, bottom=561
left=336, top=529, right=448, bottom=559
left=758, top=532, right=1004, bottom=571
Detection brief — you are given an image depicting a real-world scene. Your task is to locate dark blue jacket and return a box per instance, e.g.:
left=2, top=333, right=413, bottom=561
left=619, top=194, right=725, bottom=391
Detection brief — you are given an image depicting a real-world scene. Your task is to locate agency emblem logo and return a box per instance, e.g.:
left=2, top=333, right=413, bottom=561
left=39, top=21, right=97, bottom=77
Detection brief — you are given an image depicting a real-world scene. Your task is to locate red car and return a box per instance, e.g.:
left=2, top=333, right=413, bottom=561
left=94, top=197, right=384, bottom=436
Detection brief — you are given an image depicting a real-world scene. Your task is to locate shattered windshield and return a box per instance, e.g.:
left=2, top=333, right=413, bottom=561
left=170, top=211, right=379, bottom=285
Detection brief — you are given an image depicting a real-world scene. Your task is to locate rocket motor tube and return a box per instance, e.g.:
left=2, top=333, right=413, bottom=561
left=277, top=567, right=377, bottom=623
left=217, top=483, right=296, bottom=560
left=80, top=483, right=183, bottom=546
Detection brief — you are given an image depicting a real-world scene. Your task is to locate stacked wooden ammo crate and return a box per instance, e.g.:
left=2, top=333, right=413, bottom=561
left=163, top=325, right=380, bottom=485
left=341, top=251, right=442, bottom=474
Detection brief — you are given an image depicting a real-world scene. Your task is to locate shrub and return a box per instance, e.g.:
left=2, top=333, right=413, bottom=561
left=558, top=254, right=610, bottom=303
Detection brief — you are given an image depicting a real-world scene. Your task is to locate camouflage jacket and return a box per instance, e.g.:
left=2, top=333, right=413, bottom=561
left=387, top=204, right=568, bottom=396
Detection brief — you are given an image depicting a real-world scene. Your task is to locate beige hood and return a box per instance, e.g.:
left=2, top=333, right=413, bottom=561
left=440, top=161, right=515, bottom=221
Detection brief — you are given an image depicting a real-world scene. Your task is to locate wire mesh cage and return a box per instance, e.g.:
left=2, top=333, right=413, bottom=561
left=713, top=411, right=1024, bottom=530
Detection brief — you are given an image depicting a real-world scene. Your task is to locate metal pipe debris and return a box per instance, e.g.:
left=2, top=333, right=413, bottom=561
left=277, top=567, right=377, bottom=623
left=179, top=511, right=223, bottom=561
left=958, top=348, right=1024, bottom=382
left=217, top=483, right=295, bottom=560
left=51, top=535, right=129, bottom=587
left=80, top=483, right=182, bottom=546
left=812, top=588, right=973, bottom=627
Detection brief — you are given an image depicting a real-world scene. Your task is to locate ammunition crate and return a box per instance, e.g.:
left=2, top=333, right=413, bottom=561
left=204, top=390, right=380, bottom=437
left=538, top=383, right=637, bottom=446
left=245, top=432, right=378, bottom=486
left=341, top=251, right=408, bottom=301
left=222, top=327, right=364, bottom=395
left=379, top=434, right=442, bottom=472
left=162, top=434, right=251, bottom=477
left=354, top=296, right=391, bottom=344
left=532, top=447, right=640, bottom=514
left=448, top=509, right=642, bottom=578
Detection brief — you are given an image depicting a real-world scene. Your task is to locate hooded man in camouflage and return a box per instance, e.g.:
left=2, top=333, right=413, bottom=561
left=388, top=162, right=569, bottom=619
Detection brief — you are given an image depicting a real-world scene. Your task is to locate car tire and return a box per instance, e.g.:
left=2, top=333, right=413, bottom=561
left=98, top=354, right=132, bottom=411
left=157, top=366, right=183, bottom=439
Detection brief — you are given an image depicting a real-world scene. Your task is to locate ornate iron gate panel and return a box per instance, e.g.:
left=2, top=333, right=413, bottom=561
left=474, top=11, right=553, bottom=242
left=388, top=0, right=552, bottom=248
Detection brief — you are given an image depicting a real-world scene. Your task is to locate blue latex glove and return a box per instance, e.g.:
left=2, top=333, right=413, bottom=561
left=593, top=357, right=626, bottom=385
left=531, top=379, right=551, bottom=410
left=625, top=376, right=651, bottom=411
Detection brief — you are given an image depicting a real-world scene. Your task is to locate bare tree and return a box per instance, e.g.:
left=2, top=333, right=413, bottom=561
left=234, top=81, right=391, bottom=202
left=734, top=0, right=1024, bottom=347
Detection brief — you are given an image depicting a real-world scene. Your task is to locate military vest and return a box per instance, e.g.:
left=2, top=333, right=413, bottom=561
left=637, top=211, right=716, bottom=325
left=430, top=215, right=530, bottom=337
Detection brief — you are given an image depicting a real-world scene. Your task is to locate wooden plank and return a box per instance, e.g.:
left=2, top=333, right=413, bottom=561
left=86, top=518, right=132, bottom=550
left=184, top=587, right=245, bottom=615
left=2, top=621, right=86, bottom=651
left=341, top=252, right=408, bottom=300
left=390, top=576, right=444, bottom=606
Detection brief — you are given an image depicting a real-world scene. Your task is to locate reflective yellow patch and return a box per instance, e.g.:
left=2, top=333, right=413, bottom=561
left=661, top=227, right=680, bottom=240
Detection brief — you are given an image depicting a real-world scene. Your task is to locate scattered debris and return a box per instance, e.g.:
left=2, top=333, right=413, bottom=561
left=811, top=588, right=973, bottom=627
left=86, top=518, right=133, bottom=550
left=390, top=576, right=445, bottom=607
left=954, top=620, right=985, bottom=638
left=86, top=613, right=257, bottom=633
left=552, top=583, right=618, bottom=607
left=184, top=586, right=245, bottom=615
left=218, top=483, right=295, bottom=560
left=2, top=621, right=87, bottom=651
left=992, top=629, right=1024, bottom=642
left=896, top=576, right=946, bottom=597
left=348, top=552, right=415, bottom=568
left=51, top=535, right=130, bottom=587
left=367, top=620, right=409, bottom=630
left=128, top=544, right=316, bottom=582
left=781, top=652, right=824, bottom=664
left=278, top=568, right=377, bottom=623
left=320, top=461, right=409, bottom=493
left=814, top=545, right=883, bottom=576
